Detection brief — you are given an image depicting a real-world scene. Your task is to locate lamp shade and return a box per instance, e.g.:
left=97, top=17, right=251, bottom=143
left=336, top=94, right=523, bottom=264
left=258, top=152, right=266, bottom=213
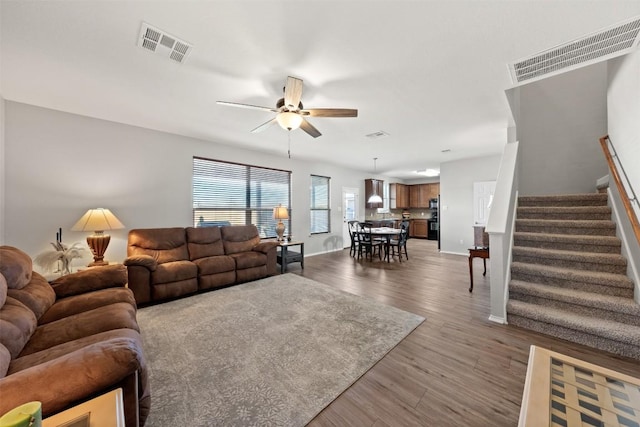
left=273, top=206, right=289, bottom=220
left=276, top=112, right=303, bottom=131
left=367, top=194, right=383, bottom=204
left=71, top=208, right=125, bottom=232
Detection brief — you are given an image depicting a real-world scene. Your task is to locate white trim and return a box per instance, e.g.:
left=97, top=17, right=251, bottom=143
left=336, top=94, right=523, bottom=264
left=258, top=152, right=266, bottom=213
left=439, top=250, right=468, bottom=257
left=488, top=314, right=507, bottom=324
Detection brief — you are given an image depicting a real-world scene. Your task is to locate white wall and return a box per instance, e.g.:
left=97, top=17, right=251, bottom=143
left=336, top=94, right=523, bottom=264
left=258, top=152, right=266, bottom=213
left=0, top=98, right=5, bottom=245
left=516, top=62, right=609, bottom=195
left=440, top=154, right=501, bottom=255
left=4, top=101, right=379, bottom=264
left=607, top=49, right=640, bottom=196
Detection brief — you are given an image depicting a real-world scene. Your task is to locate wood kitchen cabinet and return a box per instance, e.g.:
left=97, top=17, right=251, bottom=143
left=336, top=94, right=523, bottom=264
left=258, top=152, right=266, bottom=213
left=390, top=183, right=409, bottom=209
left=410, top=219, right=428, bottom=238
left=408, top=183, right=440, bottom=208
left=365, top=179, right=384, bottom=209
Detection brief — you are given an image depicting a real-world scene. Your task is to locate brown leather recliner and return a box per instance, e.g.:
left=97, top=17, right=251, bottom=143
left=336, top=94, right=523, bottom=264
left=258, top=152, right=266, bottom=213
left=0, top=246, right=149, bottom=427
left=124, top=227, right=198, bottom=304
left=124, top=225, right=278, bottom=305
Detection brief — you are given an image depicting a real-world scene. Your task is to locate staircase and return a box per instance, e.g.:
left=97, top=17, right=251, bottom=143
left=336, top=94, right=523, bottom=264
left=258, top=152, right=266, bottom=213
left=507, top=193, right=640, bottom=359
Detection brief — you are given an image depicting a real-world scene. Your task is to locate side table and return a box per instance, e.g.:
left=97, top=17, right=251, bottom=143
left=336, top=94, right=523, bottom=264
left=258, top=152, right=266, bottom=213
left=276, top=241, right=304, bottom=273
left=43, top=388, right=125, bottom=427
left=468, top=246, right=489, bottom=292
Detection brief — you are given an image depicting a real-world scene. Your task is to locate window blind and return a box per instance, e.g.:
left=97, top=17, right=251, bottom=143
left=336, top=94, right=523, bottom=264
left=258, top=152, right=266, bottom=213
left=310, top=175, right=330, bottom=234
left=193, top=157, right=291, bottom=238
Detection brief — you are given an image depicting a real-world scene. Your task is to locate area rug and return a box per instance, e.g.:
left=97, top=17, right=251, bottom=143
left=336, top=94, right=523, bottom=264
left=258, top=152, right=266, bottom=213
left=136, top=273, right=424, bottom=426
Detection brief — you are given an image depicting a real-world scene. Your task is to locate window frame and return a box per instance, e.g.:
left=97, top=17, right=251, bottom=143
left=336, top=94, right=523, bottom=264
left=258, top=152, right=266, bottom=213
left=310, top=174, right=331, bottom=235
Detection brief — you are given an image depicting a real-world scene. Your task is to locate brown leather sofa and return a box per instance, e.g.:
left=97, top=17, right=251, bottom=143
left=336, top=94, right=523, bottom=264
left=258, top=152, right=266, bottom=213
left=124, top=225, right=279, bottom=305
left=0, top=246, right=149, bottom=427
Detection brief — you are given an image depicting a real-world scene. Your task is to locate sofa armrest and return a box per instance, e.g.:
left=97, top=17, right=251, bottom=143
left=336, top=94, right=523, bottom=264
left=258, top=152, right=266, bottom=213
left=0, top=336, right=147, bottom=422
left=252, top=241, right=279, bottom=254
left=50, top=264, right=127, bottom=298
left=123, top=255, right=158, bottom=271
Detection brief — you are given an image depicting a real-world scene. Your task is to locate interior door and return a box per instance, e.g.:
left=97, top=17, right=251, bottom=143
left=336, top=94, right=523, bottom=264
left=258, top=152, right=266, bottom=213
left=342, top=187, right=359, bottom=248
left=473, top=181, right=496, bottom=226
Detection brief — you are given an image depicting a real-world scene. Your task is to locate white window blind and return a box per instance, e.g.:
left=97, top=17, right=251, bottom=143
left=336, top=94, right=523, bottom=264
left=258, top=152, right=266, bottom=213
left=310, top=175, right=330, bottom=234
left=193, top=157, right=291, bottom=238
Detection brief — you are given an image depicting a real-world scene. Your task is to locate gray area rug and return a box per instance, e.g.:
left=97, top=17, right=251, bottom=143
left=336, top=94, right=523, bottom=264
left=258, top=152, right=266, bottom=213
left=137, top=273, right=424, bottom=426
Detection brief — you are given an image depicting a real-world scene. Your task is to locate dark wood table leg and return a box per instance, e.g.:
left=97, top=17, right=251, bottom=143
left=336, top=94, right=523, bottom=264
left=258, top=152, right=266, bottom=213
left=483, top=258, right=487, bottom=276
left=468, top=255, right=474, bottom=292
left=281, top=245, right=287, bottom=274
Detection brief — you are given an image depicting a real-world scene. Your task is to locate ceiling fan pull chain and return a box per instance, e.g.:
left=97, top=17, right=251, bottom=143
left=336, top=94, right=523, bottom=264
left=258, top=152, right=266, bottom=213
left=288, top=131, right=291, bottom=159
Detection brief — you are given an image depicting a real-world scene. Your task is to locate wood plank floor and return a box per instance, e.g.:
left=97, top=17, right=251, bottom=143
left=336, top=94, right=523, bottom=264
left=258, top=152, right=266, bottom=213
left=287, top=239, right=640, bottom=427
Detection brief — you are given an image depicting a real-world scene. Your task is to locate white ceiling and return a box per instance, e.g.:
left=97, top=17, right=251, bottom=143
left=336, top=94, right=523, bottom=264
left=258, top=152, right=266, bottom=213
left=2, top=1, right=640, bottom=179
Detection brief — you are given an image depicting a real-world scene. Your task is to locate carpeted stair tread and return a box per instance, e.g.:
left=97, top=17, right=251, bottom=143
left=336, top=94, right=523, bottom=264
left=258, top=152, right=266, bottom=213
left=515, top=219, right=616, bottom=236
left=507, top=300, right=640, bottom=346
left=509, top=280, right=640, bottom=317
left=513, top=232, right=621, bottom=253
left=516, top=206, right=611, bottom=220
left=518, top=193, right=608, bottom=207
left=511, top=262, right=633, bottom=289
left=512, top=246, right=627, bottom=273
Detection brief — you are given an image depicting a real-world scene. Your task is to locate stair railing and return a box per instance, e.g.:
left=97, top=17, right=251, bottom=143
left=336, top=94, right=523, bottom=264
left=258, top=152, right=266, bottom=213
left=599, top=135, right=640, bottom=244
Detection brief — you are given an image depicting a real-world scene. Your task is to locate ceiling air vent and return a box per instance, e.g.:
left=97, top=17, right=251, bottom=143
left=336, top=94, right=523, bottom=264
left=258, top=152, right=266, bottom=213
left=509, top=15, right=640, bottom=85
left=365, top=131, right=390, bottom=139
left=137, top=22, right=192, bottom=64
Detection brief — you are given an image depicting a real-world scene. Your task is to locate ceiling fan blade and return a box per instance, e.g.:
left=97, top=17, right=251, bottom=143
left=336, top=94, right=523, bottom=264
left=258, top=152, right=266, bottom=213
left=301, top=108, right=358, bottom=118
left=217, top=101, right=279, bottom=113
left=250, top=118, right=278, bottom=133
left=300, top=118, right=322, bottom=138
left=283, top=76, right=303, bottom=110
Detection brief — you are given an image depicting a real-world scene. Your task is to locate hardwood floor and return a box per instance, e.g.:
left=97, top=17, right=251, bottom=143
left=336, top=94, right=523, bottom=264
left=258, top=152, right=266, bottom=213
left=289, top=239, right=640, bottom=427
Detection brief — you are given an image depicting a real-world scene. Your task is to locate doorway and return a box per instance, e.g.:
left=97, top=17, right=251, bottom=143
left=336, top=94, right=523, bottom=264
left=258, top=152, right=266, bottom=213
left=342, top=187, right=359, bottom=249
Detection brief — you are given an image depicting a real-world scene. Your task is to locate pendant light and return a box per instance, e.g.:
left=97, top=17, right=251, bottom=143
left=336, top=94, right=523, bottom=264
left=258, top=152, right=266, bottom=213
left=368, top=158, right=383, bottom=204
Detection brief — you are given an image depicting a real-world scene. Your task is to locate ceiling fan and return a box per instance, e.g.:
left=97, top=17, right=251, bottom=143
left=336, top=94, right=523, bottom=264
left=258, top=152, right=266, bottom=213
left=217, top=76, right=357, bottom=138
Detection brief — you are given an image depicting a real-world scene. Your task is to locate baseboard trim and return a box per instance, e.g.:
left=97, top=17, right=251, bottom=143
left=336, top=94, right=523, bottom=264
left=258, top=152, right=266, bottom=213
left=439, top=250, right=468, bottom=257
left=489, top=314, right=507, bottom=324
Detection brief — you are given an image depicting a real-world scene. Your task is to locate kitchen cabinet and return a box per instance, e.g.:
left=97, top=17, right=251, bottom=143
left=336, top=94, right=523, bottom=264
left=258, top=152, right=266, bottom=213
left=365, top=179, right=384, bottom=209
left=408, top=183, right=440, bottom=208
left=410, top=219, right=428, bottom=238
left=390, top=183, right=409, bottom=209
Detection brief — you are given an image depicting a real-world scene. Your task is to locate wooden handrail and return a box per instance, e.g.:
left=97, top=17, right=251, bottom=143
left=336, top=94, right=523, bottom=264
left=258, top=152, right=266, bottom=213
left=599, top=135, right=640, bottom=244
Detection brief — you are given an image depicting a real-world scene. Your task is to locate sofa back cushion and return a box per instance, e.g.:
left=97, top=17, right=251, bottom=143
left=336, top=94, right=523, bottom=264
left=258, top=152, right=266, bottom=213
left=0, top=246, right=33, bottom=290
left=7, top=272, right=55, bottom=320
left=0, top=296, right=37, bottom=359
left=221, top=225, right=261, bottom=255
left=128, top=228, right=189, bottom=264
left=186, top=227, right=225, bottom=260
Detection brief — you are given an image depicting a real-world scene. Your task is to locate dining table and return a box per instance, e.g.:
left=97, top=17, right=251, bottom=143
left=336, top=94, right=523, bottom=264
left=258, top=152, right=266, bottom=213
left=368, top=227, right=402, bottom=262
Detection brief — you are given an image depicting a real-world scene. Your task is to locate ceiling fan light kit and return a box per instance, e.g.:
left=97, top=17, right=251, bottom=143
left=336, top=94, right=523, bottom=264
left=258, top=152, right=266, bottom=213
left=218, top=76, right=357, bottom=139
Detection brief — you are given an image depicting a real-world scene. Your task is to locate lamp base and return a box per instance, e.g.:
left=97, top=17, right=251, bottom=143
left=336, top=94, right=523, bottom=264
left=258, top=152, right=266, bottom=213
left=86, top=233, right=111, bottom=266
left=276, top=222, right=285, bottom=242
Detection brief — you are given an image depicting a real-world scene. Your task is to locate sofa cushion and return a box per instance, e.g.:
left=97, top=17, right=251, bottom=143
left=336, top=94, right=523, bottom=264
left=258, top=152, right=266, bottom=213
left=50, top=264, right=127, bottom=298
left=193, top=255, right=236, bottom=276
left=186, top=227, right=225, bottom=259
left=7, top=272, right=55, bottom=320
left=151, top=260, right=197, bottom=285
left=0, top=273, right=6, bottom=309
left=0, top=297, right=37, bottom=359
left=0, top=344, right=10, bottom=378
left=229, top=252, right=267, bottom=270
left=39, top=287, right=137, bottom=325
left=221, top=225, right=261, bottom=255
left=20, top=302, right=138, bottom=357
left=0, top=246, right=33, bottom=290
left=128, top=228, right=189, bottom=264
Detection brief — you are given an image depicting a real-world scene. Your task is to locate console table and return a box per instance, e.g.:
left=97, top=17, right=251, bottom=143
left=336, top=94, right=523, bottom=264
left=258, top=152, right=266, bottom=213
left=468, top=246, right=489, bottom=292
left=276, top=241, right=304, bottom=273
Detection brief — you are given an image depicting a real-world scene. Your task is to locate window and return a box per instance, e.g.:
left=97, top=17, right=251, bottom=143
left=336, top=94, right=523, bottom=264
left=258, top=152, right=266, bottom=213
left=310, top=175, right=330, bottom=234
left=193, top=157, right=291, bottom=238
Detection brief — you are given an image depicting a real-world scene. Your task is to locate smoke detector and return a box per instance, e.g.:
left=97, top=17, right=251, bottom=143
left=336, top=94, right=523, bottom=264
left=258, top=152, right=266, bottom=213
left=137, top=22, right=192, bottom=64
left=509, top=15, right=640, bottom=85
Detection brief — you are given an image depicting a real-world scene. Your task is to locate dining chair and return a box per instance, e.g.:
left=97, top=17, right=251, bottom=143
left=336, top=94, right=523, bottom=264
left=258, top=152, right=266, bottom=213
left=357, top=224, right=383, bottom=261
left=389, top=222, right=409, bottom=261
left=347, top=220, right=360, bottom=257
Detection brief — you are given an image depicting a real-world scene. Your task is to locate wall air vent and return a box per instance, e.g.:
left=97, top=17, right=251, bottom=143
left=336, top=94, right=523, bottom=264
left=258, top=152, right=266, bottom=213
left=509, top=15, right=640, bottom=85
left=137, top=22, right=192, bottom=64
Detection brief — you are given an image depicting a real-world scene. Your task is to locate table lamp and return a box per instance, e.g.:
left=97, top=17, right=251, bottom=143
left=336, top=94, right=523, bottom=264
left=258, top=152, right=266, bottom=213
left=71, top=208, right=125, bottom=266
left=273, top=205, right=289, bottom=241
